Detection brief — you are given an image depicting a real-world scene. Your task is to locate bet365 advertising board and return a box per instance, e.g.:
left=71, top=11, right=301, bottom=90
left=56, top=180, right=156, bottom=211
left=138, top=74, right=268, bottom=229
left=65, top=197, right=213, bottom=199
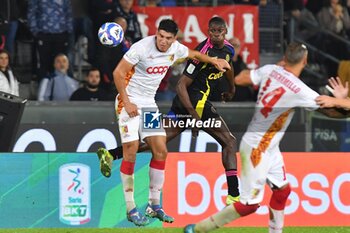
left=0, top=152, right=349, bottom=228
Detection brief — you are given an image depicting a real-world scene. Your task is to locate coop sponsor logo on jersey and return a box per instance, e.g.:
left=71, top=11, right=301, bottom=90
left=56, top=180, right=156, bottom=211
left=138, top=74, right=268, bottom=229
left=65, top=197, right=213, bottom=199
left=146, top=66, right=169, bottom=75
left=163, top=152, right=350, bottom=227
left=208, top=71, right=224, bottom=80
left=59, top=163, right=91, bottom=225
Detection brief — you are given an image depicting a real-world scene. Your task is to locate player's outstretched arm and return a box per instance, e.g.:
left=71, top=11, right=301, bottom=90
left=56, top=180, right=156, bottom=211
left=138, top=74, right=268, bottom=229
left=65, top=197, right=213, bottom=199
left=235, top=69, right=253, bottom=86
left=113, top=58, right=138, bottom=117
left=187, top=49, right=230, bottom=72
left=176, top=75, right=201, bottom=137
left=316, top=95, right=350, bottom=109
left=176, top=75, right=199, bottom=119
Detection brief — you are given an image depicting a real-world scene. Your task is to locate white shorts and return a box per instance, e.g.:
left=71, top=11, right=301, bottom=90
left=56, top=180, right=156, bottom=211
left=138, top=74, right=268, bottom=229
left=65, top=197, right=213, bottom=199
left=115, top=97, right=166, bottom=144
left=239, top=139, right=289, bottom=205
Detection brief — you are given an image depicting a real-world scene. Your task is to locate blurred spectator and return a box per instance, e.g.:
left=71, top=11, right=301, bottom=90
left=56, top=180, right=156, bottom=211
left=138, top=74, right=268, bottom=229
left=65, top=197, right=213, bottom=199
left=27, top=0, right=73, bottom=81
left=0, top=0, right=10, bottom=50
left=89, top=0, right=115, bottom=28
left=97, top=16, right=131, bottom=90
left=70, top=0, right=95, bottom=66
left=229, top=37, right=256, bottom=101
left=210, top=37, right=256, bottom=102
left=115, top=0, right=142, bottom=43
left=70, top=68, right=111, bottom=101
left=89, top=0, right=116, bottom=50
left=284, top=0, right=319, bottom=42
left=37, top=54, right=78, bottom=101
left=317, top=0, right=350, bottom=36
left=317, top=0, right=350, bottom=75
left=0, top=0, right=20, bottom=61
left=305, top=0, right=327, bottom=15
left=0, top=49, right=19, bottom=96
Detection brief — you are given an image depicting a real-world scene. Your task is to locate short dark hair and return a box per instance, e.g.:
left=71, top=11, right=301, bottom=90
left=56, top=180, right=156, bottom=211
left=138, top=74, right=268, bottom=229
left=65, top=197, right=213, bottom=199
left=285, top=42, right=308, bottom=65
left=158, top=19, right=178, bottom=36
left=0, top=49, right=9, bottom=57
left=87, top=67, right=100, bottom=76
left=209, top=16, right=226, bottom=28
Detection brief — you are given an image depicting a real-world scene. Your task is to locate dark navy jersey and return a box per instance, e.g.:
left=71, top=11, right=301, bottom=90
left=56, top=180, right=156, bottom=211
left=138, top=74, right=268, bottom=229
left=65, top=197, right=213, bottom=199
left=183, top=38, right=235, bottom=100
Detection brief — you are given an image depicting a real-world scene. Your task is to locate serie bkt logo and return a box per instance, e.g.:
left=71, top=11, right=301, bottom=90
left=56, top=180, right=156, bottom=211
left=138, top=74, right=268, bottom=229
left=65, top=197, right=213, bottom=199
left=146, top=66, right=169, bottom=75
left=59, top=163, right=91, bottom=225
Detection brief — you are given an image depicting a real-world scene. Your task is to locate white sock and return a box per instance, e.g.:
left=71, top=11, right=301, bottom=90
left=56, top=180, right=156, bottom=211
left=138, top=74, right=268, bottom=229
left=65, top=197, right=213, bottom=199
left=120, top=172, right=136, bottom=212
left=149, top=167, right=164, bottom=205
left=269, top=207, right=284, bottom=233
left=195, top=204, right=241, bottom=233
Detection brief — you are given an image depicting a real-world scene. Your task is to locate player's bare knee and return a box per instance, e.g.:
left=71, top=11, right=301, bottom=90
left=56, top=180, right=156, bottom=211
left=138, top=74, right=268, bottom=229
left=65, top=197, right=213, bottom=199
left=234, top=202, right=259, bottom=216
left=152, top=147, right=168, bottom=160
left=122, top=142, right=138, bottom=161
left=269, top=183, right=291, bottom=210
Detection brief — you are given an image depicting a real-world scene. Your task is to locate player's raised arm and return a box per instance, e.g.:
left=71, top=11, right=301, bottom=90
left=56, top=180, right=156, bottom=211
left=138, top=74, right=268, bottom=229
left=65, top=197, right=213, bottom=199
left=176, top=74, right=199, bottom=119
left=187, top=49, right=231, bottom=72
left=176, top=74, right=200, bottom=138
left=221, top=61, right=235, bottom=102
left=113, top=58, right=138, bottom=117
left=235, top=69, right=253, bottom=86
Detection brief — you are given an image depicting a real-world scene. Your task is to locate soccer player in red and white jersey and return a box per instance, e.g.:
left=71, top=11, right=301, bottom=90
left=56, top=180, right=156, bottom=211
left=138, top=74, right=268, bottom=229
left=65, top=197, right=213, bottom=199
left=184, top=43, right=350, bottom=233
left=108, top=19, right=230, bottom=227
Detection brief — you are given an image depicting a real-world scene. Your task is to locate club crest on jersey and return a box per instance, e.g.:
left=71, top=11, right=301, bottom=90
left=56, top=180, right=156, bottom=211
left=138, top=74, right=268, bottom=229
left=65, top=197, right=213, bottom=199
left=122, top=125, right=128, bottom=133
left=169, top=54, right=174, bottom=61
left=226, top=54, right=230, bottom=62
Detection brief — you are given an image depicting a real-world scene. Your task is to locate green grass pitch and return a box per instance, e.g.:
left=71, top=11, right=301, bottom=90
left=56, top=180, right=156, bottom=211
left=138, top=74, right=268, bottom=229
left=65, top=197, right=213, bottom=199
left=1, top=227, right=350, bottom=233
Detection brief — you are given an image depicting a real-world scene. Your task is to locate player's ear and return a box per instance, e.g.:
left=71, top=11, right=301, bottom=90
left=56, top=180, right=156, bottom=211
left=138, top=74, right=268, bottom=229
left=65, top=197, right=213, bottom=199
left=303, top=57, right=308, bottom=66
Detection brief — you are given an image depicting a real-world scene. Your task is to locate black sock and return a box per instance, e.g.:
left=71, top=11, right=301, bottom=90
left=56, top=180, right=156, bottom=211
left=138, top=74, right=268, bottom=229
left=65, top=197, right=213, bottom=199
left=226, top=169, right=239, bottom=197
left=108, top=146, right=124, bottom=160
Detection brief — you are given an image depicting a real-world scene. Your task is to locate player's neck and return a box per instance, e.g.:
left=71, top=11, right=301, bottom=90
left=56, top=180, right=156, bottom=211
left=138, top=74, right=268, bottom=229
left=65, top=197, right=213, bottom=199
left=284, top=65, right=302, bottom=78
left=208, top=38, right=224, bottom=49
left=212, top=42, right=224, bottom=49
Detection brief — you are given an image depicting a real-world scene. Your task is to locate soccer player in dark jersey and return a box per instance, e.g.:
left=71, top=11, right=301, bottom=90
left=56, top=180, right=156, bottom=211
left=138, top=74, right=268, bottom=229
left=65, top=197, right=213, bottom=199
left=97, top=16, right=240, bottom=204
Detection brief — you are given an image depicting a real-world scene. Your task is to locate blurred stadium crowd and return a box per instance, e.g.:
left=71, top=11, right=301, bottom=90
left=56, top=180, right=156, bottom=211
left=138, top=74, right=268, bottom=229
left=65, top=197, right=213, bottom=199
left=0, top=0, right=350, bottom=101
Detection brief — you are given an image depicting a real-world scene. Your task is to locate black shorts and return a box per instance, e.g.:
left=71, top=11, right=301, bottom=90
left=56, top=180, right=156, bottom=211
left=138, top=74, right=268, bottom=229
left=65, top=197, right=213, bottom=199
left=170, top=94, right=220, bottom=121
